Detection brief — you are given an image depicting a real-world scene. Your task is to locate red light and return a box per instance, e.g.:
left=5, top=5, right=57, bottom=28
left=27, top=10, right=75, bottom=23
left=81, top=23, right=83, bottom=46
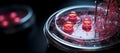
left=82, top=18, right=92, bottom=32
left=62, top=21, right=74, bottom=34
left=10, top=12, right=17, bottom=18
left=2, top=20, right=9, bottom=27
left=68, top=12, right=78, bottom=23
left=0, top=15, right=4, bottom=22
left=14, top=17, right=20, bottom=23
left=68, top=13, right=77, bottom=17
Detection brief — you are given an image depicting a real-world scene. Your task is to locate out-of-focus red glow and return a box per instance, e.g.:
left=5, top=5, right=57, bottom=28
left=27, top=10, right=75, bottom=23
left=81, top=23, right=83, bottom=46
left=62, top=21, right=74, bottom=34
left=82, top=18, right=92, bottom=32
left=2, top=20, right=9, bottom=27
left=14, top=17, right=20, bottom=23
left=10, top=12, right=17, bottom=18
left=0, top=15, right=5, bottom=22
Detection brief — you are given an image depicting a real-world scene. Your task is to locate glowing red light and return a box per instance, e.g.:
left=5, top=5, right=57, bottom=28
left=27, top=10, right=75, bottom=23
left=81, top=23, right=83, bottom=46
left=10, top=12, right=17, bottom=18
left=0, top=15, right=4, bottom=22
left=82, top=18, right=92, bottom=32
left=62, top=21, right=74, bottom=34
left=14, top=17, right=20, bottom=23
left=68, top=12, right=78, bottom=23
left=68, top=13, right=77, bottom=17
left=2, top=20, right=9, bottom=27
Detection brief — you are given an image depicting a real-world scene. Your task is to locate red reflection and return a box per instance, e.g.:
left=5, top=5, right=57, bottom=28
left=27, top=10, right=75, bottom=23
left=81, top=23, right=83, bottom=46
left=2, top=20, right=9, bottom=27
left=10, top=12, right=17, bottom=18
left=14, top=17, right=20, bottom=23
left=0, top=15, right=4, bottom=22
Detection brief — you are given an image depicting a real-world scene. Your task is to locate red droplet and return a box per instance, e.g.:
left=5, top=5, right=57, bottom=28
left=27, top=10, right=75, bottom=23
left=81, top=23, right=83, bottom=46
left=2, top=20, right=9, bottom=27
left=0, top=15, right=4, bottom=22
left=14, top=17, right=20, bottom=23
left=10, top=12, right=17, bottom=18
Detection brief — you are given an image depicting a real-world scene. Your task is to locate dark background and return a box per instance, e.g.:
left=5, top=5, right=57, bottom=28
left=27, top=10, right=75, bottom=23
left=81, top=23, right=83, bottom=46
left=0, top=0, right=69, bottom=53
left=0, top=0, right=120, bottom=53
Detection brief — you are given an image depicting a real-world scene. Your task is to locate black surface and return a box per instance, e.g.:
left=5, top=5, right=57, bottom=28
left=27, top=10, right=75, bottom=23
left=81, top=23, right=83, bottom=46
left=46, top=44, right=120, bottom=53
